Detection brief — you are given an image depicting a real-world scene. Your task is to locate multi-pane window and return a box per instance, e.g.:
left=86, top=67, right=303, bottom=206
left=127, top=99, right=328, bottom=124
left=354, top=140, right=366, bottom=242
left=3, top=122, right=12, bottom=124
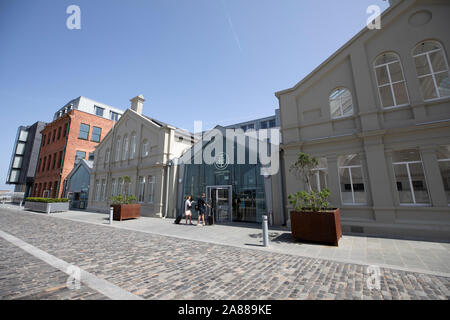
left=79, top=124, right=90, bottom=140
left=105, top=149, right=110, bottom=164
left=110, top=111, right=120, bottom=122
left=311, top=158, right=328, bottom=192
left=392, top=149, right=430, bottom=205
left=413, top=41, right=450, bottom=101
left=130, top=133, right=137, bottom=159
left=91, top=127, right=102, bottom=142
left=142, top=140, right=149, bottom=157
left=329, top=88, right=353, bottom=119
left=115, top=137, right=121, bottom=162
left=437, top=145, right=450, bottom=204
left=122, top=135, right=129, bottom=160
left=111, top=178, right=117, bottom=197
left=18, top=130, right=28, bottom=142
left=374, top=52, right=409, bottom=108
left=9, top=170, right=20, bottom=183
left=75, top=151, right=86, bottom=165
left=94, top=106, right=104, bottom=117
left=95, top=180, right=101, bottom=201
left=118, top=178, right=124, bottom=196
left=147, top=176, right=155, bottom=204
left=138, top=176, right=146, bottom=203
left=338, top=154, right=367, bottom=204
left=101, top=179, right=106, bottom=201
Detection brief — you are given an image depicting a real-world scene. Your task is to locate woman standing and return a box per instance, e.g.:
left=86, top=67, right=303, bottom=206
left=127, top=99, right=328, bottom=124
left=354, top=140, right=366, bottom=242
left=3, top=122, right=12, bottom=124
left=184, top=195, right=193, bottom=225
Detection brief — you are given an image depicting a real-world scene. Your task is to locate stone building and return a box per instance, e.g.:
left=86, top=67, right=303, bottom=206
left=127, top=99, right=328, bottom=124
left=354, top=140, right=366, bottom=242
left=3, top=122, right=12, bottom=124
left=276, top=0, right=450, bottom=240
left=87, top=95, right=195, bottom=217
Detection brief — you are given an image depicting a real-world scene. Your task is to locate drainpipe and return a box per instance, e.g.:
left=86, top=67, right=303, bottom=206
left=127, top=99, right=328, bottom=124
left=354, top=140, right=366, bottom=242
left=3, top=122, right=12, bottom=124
left=163, top=160, right=172, bottom=219
left=56, top=115, right=71, bottom=198
left=278, top=149, right=286, bottom=226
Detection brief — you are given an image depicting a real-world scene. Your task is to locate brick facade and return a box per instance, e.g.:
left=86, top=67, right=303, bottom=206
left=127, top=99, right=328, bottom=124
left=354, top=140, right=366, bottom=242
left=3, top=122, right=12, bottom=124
left=33, top=110, right=114, bottom=198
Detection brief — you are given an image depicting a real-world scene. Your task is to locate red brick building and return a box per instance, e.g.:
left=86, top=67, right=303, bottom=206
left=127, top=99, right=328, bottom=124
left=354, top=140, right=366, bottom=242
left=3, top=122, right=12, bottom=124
left=33, top=110, right=115, bottom=198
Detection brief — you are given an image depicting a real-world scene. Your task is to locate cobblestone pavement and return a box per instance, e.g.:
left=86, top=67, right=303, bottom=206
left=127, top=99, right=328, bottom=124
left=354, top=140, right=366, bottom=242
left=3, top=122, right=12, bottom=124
left=0, top=209, right=449, bottom=300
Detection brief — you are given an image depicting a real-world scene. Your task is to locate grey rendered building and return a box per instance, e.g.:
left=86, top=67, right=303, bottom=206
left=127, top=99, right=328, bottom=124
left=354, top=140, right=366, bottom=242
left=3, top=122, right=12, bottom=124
left=276, top=0, right=450, bottom=240
left=6, top=121, right=46, bottom=198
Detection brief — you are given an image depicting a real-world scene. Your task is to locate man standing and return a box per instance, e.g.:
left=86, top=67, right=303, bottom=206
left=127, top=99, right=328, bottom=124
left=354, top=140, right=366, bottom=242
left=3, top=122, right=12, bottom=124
left=197, top=193, right=210, bottom=226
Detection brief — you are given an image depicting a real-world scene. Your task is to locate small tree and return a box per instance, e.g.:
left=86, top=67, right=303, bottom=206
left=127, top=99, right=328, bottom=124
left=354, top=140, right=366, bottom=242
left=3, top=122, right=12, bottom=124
left=109, top=175, right=137, bottom=205
left=288, top=152, right=330, bottom=212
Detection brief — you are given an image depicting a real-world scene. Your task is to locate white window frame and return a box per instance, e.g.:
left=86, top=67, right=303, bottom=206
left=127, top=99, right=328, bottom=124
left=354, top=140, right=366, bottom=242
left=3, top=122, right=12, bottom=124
left=115, top=138, right=121, bottom=162
left=338, top=165, right=367, bottom=205
left=130, top=133, right=137, bottom=159
left=147, top=176, right=155, bottom=204
left=122, top=135, right=129, bottom=161
left=111, top=178, right=117, bottom=197
left=329, top=88, right=354, bottom=119
left=413, top=41, right=450, bottom=101
left=142, top=140, right=149, bottom=157
left=437, top=158, right=450, bottom=205
left=392, top=160, right=431, bottom=206
left=374, top=53, right=410, bottom=109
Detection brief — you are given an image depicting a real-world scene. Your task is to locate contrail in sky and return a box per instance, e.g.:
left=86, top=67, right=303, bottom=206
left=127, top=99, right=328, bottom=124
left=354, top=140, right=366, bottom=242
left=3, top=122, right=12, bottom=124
left=220, top=0, right=242, bottom=52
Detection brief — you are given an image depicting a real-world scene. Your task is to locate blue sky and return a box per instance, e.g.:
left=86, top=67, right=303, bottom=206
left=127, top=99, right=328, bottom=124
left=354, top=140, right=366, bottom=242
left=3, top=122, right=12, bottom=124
left=0, top=0, right=389, bottom=190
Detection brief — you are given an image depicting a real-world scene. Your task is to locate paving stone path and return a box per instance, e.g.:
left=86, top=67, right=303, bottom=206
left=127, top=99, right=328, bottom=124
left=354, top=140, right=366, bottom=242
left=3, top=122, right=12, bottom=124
left=0, top=209, right=449, bottom=300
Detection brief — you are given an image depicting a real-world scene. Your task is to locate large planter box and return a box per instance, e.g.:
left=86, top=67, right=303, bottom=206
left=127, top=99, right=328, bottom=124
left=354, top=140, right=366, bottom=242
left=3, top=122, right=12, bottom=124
left=24, top=201, right=69, bottom=213
left=290, top=208, right=342, bottom=246
left=112, top=204, right=141, bottom=221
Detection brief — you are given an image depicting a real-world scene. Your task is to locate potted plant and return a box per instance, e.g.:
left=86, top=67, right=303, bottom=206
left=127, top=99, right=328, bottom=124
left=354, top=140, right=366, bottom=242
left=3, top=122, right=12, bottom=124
left=288, top=152, right=342, bottom=246
left=24, top=197, right=70, bottom=213
left=109, top=176, right=140, bottom=221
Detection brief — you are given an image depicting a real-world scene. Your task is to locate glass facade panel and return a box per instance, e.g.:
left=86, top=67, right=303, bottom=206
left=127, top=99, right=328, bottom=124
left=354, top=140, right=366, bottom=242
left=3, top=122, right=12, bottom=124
left=18, top=130, right=28, bottom=142
left=16, top=142, right=25, bottom=155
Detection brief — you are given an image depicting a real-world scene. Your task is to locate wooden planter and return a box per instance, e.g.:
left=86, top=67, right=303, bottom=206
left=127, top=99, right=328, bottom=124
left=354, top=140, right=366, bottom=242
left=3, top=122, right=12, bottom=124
left=112, top=204, right=141, bottom=221
left=290, top=208, right=342, bottom=246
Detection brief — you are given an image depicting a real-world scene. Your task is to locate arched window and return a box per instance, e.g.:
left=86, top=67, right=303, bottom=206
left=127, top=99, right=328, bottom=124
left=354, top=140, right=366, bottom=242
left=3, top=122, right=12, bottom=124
left=374, top=52, right=409, bottom=108
left=329, top=88, right=353, bottom=119
left=130, top=133, right=137, bottom=159
left=413, top=41, right=450, bottom=101
left=115, top=137, right=121, bottom=162
left=142, top=139, right=149, bottom=157
left=105, top=148, right=110, bottom=164
left=122, top=135, right=129, bottom=161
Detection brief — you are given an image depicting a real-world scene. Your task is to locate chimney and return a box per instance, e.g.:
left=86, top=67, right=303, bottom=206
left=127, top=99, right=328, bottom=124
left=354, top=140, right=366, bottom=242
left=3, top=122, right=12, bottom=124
left=130, top=94, right=145, bottom=115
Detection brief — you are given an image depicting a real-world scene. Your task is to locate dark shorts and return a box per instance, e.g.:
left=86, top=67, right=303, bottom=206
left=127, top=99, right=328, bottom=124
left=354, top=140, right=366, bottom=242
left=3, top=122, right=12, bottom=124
left=198, top=210, right=206, bottom=216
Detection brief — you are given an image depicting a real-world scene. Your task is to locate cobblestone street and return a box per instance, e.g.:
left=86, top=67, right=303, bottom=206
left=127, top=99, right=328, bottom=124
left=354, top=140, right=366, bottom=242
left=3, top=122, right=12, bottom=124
left=0, top=208, right=449, bottom=300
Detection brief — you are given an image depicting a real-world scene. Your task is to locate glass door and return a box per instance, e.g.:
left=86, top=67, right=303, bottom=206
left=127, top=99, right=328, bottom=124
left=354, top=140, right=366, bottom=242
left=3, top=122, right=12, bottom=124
left=206, top=186, right=232, bottom=223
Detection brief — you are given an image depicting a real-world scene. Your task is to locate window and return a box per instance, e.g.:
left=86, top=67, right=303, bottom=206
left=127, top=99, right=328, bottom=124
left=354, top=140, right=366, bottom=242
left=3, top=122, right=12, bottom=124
left=75, top=151, right=86, bottom=165
left=9, top=170, right=20, bottom=183
left=268, top=119, right=276, bottom=128
left=392, top=149, right=430, bottom=205
left=138, top=177, right=146, bottom=202
left=115, top=137, right=121, bottom=162
left=79, top=124, right=90, bottom=140
left=329, top=88, right=353, bottom=119
left=147, top=176, right=155, bottom=203
left=101, top=179, right=106, bottom=201
left=130, top=133, right=137, bottom=159
left=42, top=135, right=46, bottom=146
left=58, top=151, right=63, bottom=168
left=437, top=145, right=450, bottom=204
left=338, top=154, right=367, bottom=204
left=118, top=178, right=124, bottom=196
left=19, top=130, right=28, bottom=142
left=52, top=129, right=56, bottom=142
left=95, top=180, right=100, bottom=201
left=42, top=157, right=47, bottom=172
left=111, top=178, right=117, bottom=196
left=88, top=152, right=95, bottom=161
left=52, top=152, right=57, bottom=169
left=37, top=158, right=42, bottom=172
left=142, top=140, right=149, bottom=157
left=374, top=52, right=409, bottom=108
left=311, top=158, right=328, bottom=192
left=122, top=135, right=129, bottom=160
left=110, top=111, right=120, bottom=122
left=105, top=149, right=110, bottom=164
left=57, top=127, right=61, bottom=140
left=91, top=127, right=102, bottom=142
left=47, top=134, right=51, bottom=145
left=63, top=123, right=68, bottom=137
left=47, top=154, right=51, bottom=170
left=12, top=156, right=23, bottom=169
left=413, top=41, right=450, bottom=101
left=16, top=142, right=25, bottom=155
left=260, top=121, right=267, bottom=129
left=94, top=106, right=104, bottom=117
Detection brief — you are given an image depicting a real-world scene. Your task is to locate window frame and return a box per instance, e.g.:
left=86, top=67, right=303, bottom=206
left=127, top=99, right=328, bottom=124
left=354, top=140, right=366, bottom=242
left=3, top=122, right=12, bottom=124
left=78, top=123, right=90, bottom=140
left=338, top=161, right=367, bottom=205
left=392, top=159, right=431, bottom=206
left=329, top=88, right=354, bottom=119
left=91, top=126, right=102, bottom=142
left=374, top=52, right=410, bottom=109
left=413, top=41, right=450, bottom=102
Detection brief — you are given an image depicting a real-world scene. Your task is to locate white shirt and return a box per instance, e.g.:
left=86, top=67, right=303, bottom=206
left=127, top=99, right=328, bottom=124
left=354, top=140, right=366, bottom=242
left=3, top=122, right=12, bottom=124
left=185, top=199, right=192, bottom=212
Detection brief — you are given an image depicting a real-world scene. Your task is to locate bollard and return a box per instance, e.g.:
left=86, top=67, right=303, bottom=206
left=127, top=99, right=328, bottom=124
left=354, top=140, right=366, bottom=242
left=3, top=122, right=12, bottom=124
left=109, top=207, right=113, bottom=225
left=19, top=201, right=23, bottom=209
left=47, top=204, right=51, bottom=214
left=262, top=215, right=269, bottom=247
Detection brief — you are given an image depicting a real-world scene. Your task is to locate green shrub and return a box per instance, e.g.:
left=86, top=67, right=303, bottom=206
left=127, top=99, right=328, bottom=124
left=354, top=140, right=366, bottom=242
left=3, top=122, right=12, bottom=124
left=109, top=195, right=137, bottom=205
left=25, top=197, right=69, bottom=203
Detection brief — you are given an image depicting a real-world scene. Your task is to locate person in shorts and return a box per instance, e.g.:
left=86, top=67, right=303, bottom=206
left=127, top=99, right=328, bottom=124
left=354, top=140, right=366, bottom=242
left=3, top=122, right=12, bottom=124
left=184, top=195, right=193, bottom=225
left=196, top=193, right=210, bottom=226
